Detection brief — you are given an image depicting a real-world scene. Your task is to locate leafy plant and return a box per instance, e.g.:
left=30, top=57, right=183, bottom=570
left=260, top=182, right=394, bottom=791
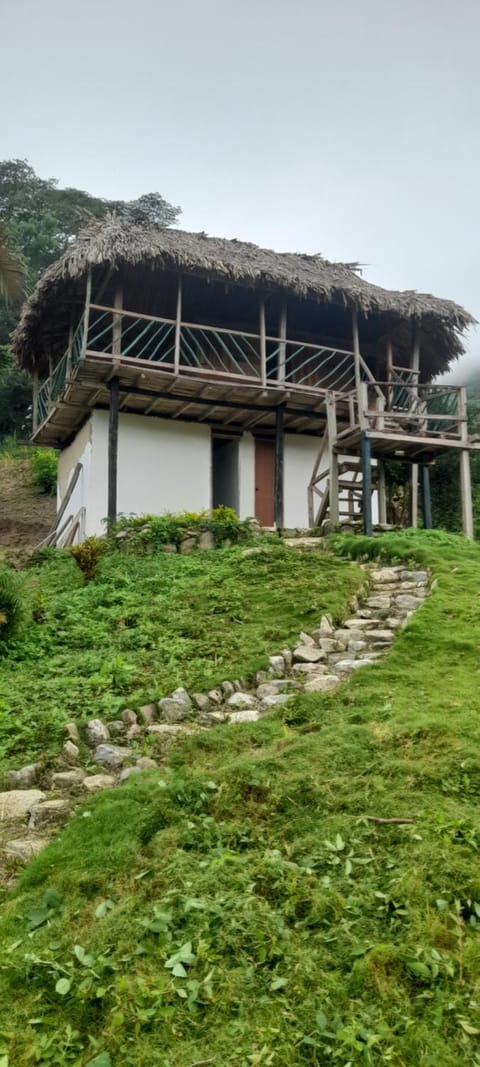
left=0, top=564, right=26, bottom=647
left=70, top=536, right=107, bottom=582
left=30, top=447, right=57, bottom=495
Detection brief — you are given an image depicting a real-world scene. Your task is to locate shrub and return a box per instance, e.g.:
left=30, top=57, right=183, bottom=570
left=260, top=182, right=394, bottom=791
left=70, top=536, right=108, bottom=582
left=111, top=508, right=253, bottom=553
left=30, top=447, right=57, bottom=495
left=0, top=566, right=26, bottom=647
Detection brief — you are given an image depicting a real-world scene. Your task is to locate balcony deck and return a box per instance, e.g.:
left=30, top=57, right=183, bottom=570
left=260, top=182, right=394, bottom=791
left=33, top=303, right=470, bottom=459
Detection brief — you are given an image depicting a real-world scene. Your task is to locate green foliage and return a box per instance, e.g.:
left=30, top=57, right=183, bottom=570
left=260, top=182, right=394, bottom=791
left=0, top=345, right=31, bottom=441
left=70, top=536, right=108, bottom=582
left=0, top=544, right=361, bottom=766
left=0, top=565, right=26, bottom=647
left=29, top=447, right=57, bottom=495
left=112, top=506, right=252, bottom=551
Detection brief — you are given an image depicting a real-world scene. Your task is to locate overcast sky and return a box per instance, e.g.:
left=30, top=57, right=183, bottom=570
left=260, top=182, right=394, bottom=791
left=3, top=0, right=479, bottom=378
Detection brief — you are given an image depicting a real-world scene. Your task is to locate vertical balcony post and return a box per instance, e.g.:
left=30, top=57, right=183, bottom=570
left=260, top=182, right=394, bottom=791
left=411, top=463, right=419, bottom=527
left=274, top=403, right=285, bottom=529
left=174, top=277, right=182, bottom=374
left=361, top=432, right=373, bottom=536
left=459, top=386, right=474, bottom=538
left=326, top=392, right=339, bottom=528
left=82, top=269, right=92, bottom=360
left=278, top=300, right=287, bottom=382
left=259, top=299, right=266, bottom=385
left=112, top=284, right=123, bottom=356
left=351, top=308, right=361, bottom=394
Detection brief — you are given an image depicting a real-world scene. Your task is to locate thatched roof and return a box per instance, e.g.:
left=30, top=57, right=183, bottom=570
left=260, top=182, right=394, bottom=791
left=13, top=215, right=475, bottom=370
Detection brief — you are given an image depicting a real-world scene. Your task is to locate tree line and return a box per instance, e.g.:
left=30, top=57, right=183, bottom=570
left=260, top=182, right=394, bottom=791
left=0, top=158, right=181, bottom=438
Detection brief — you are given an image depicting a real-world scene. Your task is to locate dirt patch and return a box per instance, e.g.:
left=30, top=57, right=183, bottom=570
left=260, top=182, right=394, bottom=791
left=0, top=457, right=55, bottom=564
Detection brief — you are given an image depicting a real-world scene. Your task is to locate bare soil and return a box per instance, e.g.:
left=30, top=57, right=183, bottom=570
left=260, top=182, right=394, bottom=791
left=0, top=457, right=55, bottom=564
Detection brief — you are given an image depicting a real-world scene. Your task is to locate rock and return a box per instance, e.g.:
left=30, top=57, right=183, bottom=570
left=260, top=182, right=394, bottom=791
left=193, top=693, right=210, bottom=712
left=348, top=639, right=367, bottom=653
left=365, top=595, right=392, bottom=612
left=4, top=838, right=49, bottom=863
left=400, top=569, right=428, bottom=583
left=317, top=637, right=339, bottom=653
left=122, top=708, right=138, bottom=726
left=318, top=614, right=334, bottom=635
left=227, top=692, right=257, bottom=710
left=108, top=720, right=126, bottom=737
left=229, top=709, right=260, bottom=723
left=303, top=674, right=340, bottom=693
left=85, top=719, right=110, bottom=746
left=51, top=770, right=86, bottom=792
left=62, top=740, right=80, bottom=763
left=298, top=632, right=316, bottom=647
left=118, top=766, right=142, bottom=784
left=198, top=530, right=214, bottom=550
left=269, top=655, right=285, bottom=675
left=255, top=671, right=269, bottom=685
left=292, top=662, right=327, bottom=675
left=208, top=689, right=223, bottom=704
left=136, top=757, right=158, bottom=769
left=385, top=617, right=402, bottom=629
left=221, top=680, right=235, bottom=697
left=162, top=543, right=177, bottom=553
left=206, top=710, right=228, bottom=724
left=0, top=789, right=46, bottom=822
left=256, top=680, right=297, bottom=699
left=158, top=698, right=191, bottom=723
left=93, top=743, right=132, bottom=769
left=259, top=694, right=294, bottom=711
left=370, top=567, right=401, bottom=584
left=29, top=799, right=70, bottom=828
left=355, top=609, right=373, bottom=619
left=336, top=658, right=374, bottom=673
left=366, top=629, right=395, bottom=642
left=171, top=687, right=192, bottom=708
left=343, top=618, right=370, bottom=629
left=281, top=648, right=293, bottom=669
left=64, top=722, right=80, bottom=743
left=6, top=764, right=40, bottom=789
left=395, top=594, right=423, bottom=612
left=180, top=536, right=196, bottom=554
left=293, top=646, right=325, bottom=664
left=126, top=724, right=143, bottom=741
left=147, top=723, right=189, bottom=736
left=83, top=774, right=115, bottom=793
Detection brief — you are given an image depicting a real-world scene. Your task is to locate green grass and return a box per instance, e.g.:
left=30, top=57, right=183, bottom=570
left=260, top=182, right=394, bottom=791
left=0, top=542, right=362, bottom=767
left=1, top=530, right=480, bottom=1066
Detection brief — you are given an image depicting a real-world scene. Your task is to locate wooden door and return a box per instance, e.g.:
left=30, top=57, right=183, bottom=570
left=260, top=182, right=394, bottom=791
left=255, top=439, right=275, bottom=526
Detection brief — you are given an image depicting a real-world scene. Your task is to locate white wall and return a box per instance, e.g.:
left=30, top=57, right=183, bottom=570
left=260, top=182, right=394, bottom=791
left=284, top=434, right=320, bottom=527
left=57, top=417, right=92, bottom=542
left=85, top=412, right=212, bottom=535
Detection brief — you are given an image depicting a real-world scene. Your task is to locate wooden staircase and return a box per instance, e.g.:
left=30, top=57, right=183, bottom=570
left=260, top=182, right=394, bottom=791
left=308, top=450, right=377, bottom=528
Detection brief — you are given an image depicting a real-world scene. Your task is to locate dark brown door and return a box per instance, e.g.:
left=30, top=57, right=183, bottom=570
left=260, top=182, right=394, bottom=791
left=255, top=440, right=275, bottom=526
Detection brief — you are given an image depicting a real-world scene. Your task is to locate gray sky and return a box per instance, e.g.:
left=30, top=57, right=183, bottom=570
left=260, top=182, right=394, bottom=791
left=3, top=0, right=479, bottom=378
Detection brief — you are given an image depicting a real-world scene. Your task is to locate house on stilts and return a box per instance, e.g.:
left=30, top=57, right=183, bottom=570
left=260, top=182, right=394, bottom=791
left=12, top=216, right=476, bottom=544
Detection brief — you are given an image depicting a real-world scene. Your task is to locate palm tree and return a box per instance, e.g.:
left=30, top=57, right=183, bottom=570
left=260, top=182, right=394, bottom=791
left=0, top=223, right=24, bottom=303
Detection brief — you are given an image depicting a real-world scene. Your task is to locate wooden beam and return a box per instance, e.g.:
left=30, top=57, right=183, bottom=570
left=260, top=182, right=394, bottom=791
left=352, top=308, right=361, bottom=393
left=82, top=269, right=92, bottom=360
left=112, top=284, right=123, bottom=356
left=174, top=277, right=182, bottom=374
left=278, top=300, right=287, bottom=382
left=377, top=460, right=387, bottom=525
left=420, top=465, right=433, bottom=529
left=459, top=387, right=474, bottom=537
left=411, top=322, right=420, bottom=389
left=259, top=300, right=267, bottom=386
left=326, top=393, right=339, bottom=528
left=274, top=403, right=285, bottom=529
left=107, top=377, right=119, bottom=529
left=411, top=463, right=419, bottom=527
left=361, top=432, right=373, bottom=536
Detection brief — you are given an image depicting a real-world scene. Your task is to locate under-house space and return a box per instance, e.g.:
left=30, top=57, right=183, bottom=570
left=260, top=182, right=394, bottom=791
left=12, top=216, right=476, bottom=543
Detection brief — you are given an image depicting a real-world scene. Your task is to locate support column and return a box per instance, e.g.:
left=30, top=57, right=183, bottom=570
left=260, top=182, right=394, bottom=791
left=108, top=377, right=120, bottom=530
left=259, top=299, right=267, bottom=385
left=274, top=403, right=285, bottom=530
left=411, top=463, right=419, bottom=527
left=82, top=269, right=92, bottom=359
left=326, top=392, right=339, bottom=528
left=361, top=432, right=373, bottom=536
left=420, top=465, right=432, bottom=530
left=458, top=386, right=474, bottom=538
left=377, top=459, right=387, bottom=526
left=352, top=308, right=361, bottom=393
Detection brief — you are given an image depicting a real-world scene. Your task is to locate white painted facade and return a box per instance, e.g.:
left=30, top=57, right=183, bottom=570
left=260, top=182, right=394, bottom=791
left=57, top=411, right=375, bottom=539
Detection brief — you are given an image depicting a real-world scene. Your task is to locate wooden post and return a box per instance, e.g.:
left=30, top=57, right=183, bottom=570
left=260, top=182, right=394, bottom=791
left=420, top=465, right=432, bottom=530
left=411, top=322, right=420, bottom=387
left=377, top=460, right=387, bottom=525
left=32, top=368, right=39, bottom=432
left=411, top=463, right=419, bottom=527
left=259, top=299, right=267, bottom=385
left=361, top=432, right=373, bottom=536
left=458, top=386, right=474, bottom=538
left=174, top=277, right=182, bottom=374
left=274, top=403, right=285, bottom=530
left=352, top=308, right=361, bottom=394
left=82, top=269, right=92, bottom=359
left=112, top=284, right=123, bottom=356
left=278, top=300, right=287, bottom=382
left=326, top=392, right=339, bottom=528
left=107, top=377, right=119, bottom=529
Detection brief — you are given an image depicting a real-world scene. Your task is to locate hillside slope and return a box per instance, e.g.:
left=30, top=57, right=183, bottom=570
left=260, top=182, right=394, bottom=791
left=0, top=455, right=55, bottom=563
left=1, top=532, right=480, bottom=1066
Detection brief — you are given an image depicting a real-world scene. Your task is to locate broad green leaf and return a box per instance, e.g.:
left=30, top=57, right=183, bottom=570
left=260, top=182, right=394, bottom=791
left=85, top=1055, right=112, bottom=1067
left=95, top=900, right=114, bottom=919
left=270, top=976, right=288, bottom=990
left=459, top=1019, right=480, bottom=1035
left=55, top=978, right=71, bottom=996
left=172, top=962, right=187, bottom=978
left=315, top=1009, right=327, bottom=1032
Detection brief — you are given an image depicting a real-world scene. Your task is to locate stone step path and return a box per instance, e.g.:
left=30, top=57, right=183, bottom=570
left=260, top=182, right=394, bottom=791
left=0, top=563, right=430, bottom=878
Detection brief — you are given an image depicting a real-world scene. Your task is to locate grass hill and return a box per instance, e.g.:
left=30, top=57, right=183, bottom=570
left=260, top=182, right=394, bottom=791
left=1, top=531, right=480, bottom=1065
